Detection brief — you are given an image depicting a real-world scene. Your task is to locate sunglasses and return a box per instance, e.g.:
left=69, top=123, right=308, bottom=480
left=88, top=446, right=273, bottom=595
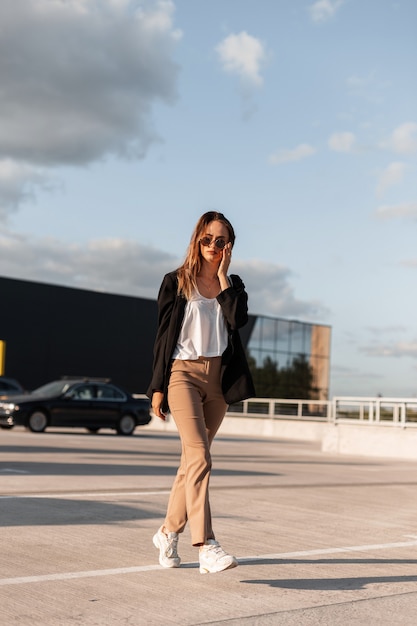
left=199, top=236, right=228, bottom=250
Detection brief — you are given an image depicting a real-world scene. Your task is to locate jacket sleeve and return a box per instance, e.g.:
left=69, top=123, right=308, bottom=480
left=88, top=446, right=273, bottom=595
left=147, top=272, right=177, bottom=396
left=216, top=274, right=249, bottom=330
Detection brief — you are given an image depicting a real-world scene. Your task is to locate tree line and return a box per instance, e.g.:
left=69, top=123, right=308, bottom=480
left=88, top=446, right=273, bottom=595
left=248, top=354, right=318, bottom=399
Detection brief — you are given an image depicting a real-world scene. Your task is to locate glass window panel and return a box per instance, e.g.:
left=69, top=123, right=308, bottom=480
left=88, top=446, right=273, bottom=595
left=304, top=325, right=312, bottom=355
left=247, top=314, right=331, bottom=400
left=289, top=322, right=312, bottom=356
left=247, top=348, right=263, bottom=368
left=248, top=317, right=263, bottom=349
left=289, top=321, right=304, bottom=355
left=276, top=320, right=291, bottom=354
left=260, top=317, right=276, bottom=352
left=259, top=350, right=279, bottom=368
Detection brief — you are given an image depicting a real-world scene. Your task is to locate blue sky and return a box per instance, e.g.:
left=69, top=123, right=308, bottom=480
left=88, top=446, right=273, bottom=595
left=0, top=0, right=416, bottom=397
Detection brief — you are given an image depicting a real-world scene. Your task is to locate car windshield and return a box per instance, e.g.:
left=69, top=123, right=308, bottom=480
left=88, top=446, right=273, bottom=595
left=0, top=381, right=21, bottom=392
left=32, top=381, right=72, bottom=396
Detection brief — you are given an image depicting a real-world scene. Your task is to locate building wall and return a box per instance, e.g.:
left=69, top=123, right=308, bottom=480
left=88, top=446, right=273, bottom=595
left=310, top=324, right=332, bottom=400
left=0, top=276, right=157, bottom=392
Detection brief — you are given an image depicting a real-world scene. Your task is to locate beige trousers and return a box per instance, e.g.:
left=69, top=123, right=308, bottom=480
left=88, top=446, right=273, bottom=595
left=165, top=356, right=227, bottom=545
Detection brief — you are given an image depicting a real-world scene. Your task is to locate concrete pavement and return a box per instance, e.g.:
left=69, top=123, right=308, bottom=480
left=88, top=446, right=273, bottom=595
left=1, top=426, right=417, bottom=625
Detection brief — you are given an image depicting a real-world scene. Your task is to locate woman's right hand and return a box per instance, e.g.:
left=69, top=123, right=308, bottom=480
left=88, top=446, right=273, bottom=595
left=151, top=391, right=166, bottom=421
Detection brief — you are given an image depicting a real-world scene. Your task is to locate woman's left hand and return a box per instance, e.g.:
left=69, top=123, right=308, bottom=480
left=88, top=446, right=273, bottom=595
left=151, top=391, right=167, bottom=421
left=218, top=242, right=232, bottom=279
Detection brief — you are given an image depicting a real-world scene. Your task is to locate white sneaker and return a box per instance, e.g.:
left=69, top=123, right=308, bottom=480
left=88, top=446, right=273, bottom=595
left=199, top=539, right=238, bottom=574
left=153, top=526, right=181, bottom=568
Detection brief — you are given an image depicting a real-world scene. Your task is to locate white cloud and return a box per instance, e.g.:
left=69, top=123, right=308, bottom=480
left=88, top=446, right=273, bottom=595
left=0, top=230, right=178, bottom=300
left=309, top=0, right=344, bottom=23
left=0, top=230, right=326, bottom=320
left=346, top=72, right=391, bottom=100
left=231, top=259, right=329, bottom=320
left=216, top=31, right=266, bottom=87
left=328, top=132, right=356, bottom=153
left=389, top=122, right=417, bottom=154
left=0, top=159, right=48, bottom=218
left=366, top=325, right=407, bottom=336
left=346, top=75, right=369, bottom=89
left=376, top=161, right=407, bottom=197
left=0, top=0, right=180, bottom=170
left=361, top=341, right=417, bottom=359
left=374, top=203, right=417, bottom=220
left=269, top=144, right=316, bottom=165
left=330, top=364, right=381, bottom=381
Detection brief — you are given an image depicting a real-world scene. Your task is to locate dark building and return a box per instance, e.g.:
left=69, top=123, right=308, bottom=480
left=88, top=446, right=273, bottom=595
left=0, top=276, right=330, bottom=399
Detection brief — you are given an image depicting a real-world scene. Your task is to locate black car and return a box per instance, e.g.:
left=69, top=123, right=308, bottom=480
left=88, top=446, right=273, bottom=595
left=0, top=378, right=151, bottom=435
left=0, top=376, right=25, bottom=398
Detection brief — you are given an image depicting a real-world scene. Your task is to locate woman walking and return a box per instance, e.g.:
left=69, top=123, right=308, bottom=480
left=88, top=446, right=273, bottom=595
left=147, top=211, right=255, bottom=574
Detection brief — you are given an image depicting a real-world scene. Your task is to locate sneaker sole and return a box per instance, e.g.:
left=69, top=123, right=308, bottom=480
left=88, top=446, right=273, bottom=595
left=153, top=533, right=181, bottom=568
left=199, top=559, right=238, bottom=574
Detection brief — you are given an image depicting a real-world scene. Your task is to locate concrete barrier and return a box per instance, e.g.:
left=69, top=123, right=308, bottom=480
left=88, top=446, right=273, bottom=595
left=144, top=414, right=417, bottom=460
left=220, top=415, right=326, bottom=441
left=144, top=414, right=326, bottom=442
left=322, top=422, right=417, bottom=460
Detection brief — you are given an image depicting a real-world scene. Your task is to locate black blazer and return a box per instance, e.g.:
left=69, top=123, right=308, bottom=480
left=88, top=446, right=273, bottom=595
left=147, top=270, right=255, bottom=412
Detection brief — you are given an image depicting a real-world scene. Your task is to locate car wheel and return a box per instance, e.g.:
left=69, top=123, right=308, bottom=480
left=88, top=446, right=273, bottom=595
left=87, top=427, right=100, bottom=434
left=28, top=410, right=48, bottom=433
left=117, top=414, right=136, bottom=436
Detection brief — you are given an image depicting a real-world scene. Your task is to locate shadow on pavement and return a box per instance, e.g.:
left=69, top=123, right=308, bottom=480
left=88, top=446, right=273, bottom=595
left=0, top=497, right=160, bottom=527
left=241, top=573, right=417, bottom=590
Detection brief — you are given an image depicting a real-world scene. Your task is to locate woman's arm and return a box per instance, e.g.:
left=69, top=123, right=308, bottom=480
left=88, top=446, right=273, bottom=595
left=217, top=274, right=249, bottom=330
left=147, top=272, right=177, bottom=403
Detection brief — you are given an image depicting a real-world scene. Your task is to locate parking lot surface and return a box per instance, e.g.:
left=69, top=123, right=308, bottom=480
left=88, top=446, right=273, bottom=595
left=1, top=427, right=417, bottom=625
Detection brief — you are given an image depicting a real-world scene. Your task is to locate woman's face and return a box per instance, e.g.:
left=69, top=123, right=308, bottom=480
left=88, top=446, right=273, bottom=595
left=199, top=220, right=230, bottom=265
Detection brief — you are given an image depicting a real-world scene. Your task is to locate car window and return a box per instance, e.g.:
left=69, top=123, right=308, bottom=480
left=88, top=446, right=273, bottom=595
left=71, top=385, right=95, bottom=400
left=0, top=379, right=21, bottom=392
left=96, top=385, right=125, bottom=400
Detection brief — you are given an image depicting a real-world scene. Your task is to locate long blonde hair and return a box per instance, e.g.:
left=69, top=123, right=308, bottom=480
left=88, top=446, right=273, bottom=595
left=177, top=211, right=235, bottom=300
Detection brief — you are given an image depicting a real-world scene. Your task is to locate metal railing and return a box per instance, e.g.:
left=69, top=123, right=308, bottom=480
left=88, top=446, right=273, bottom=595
left=141, top=391, right=417, bottom=428
left=227, top=397, right=330, bottom=421
left=332, top=396, right=417, bottom=428
left=226, top=396, right=417, bottom=428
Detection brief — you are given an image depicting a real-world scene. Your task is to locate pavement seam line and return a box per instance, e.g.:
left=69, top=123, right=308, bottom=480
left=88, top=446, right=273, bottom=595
left=1, top=537, right=417, bottom=587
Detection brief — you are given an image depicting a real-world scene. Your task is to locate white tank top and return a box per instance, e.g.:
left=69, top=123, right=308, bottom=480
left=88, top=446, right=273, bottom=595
left=172, top=289, right=228, bottom=360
